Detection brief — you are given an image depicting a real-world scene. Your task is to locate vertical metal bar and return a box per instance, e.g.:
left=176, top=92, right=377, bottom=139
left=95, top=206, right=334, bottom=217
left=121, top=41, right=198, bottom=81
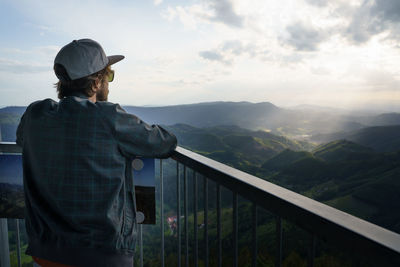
left=160, top=159, right=164, bottom=267
left=204, top=177, right=209, bottom=267
left=308, top=234, right=316, bottom=267
left=139, top=224, right=143, bottom=267
left=252, top=203, right=257, bottom=267
left=233, top=192, right=238, bottom=267
left=276, top=217, right=283, bottom=267
left=16, top=219, right=21, bottom=267
left=217, top=183, right=222, bottom=267
left=177, top=162, right=181, bottom=267
left=0, top=134, right=10, bottom=267
left=0, top=218, right=11, bottom=267
left=184, top=166, right=189, bottom=267
left=194, top=172, right=198, bottom=267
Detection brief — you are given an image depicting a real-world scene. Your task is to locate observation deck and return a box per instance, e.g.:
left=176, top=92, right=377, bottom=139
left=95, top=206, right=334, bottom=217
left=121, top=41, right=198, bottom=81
left=1, top=142, right=400, bottom=266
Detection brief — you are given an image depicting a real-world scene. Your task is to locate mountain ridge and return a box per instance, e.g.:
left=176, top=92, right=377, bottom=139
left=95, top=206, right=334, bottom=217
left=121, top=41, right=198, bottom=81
left=2, top=101, right=400, bottom=139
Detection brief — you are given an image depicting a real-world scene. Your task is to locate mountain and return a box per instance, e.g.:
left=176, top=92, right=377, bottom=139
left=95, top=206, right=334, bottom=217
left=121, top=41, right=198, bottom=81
left=164, top=123, right=400, bottom=234
left=312, top=140, right=374, bottom=161
left=359, top=113, right=400, bottom=126
left=0, top=183, right=24, bottom=219
left=0, top=106, right=27, bottom=116
left=2, top=101, right=400, bottom=139
left=123, top=101, right=281, bottom=129
left=166, top=124, right=314, bottom=168
left=311, top=125, right=400, bottom=152
left=0, top=106, right=27, bottom=141
left=256, top=140, right=400, bottom=233
left=0, top=102, right=381, bottom=136
left=261, top=149, right=313, bottom=171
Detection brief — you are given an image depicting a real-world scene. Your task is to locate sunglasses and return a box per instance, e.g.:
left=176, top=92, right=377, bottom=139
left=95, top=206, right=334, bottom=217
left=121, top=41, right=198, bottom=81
left=108, top=70, right=115, bottom=82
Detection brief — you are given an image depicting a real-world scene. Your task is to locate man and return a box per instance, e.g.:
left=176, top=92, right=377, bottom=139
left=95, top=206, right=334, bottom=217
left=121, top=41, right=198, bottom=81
left=16, top=39, right=177, bottom=267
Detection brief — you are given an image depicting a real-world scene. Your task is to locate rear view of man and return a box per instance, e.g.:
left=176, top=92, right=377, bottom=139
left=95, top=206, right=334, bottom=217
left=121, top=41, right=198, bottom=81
left=16, top=39, right=177, bottom=267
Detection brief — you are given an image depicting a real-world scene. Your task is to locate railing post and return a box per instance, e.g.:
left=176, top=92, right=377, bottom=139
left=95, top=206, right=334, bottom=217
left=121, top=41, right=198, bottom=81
left=204, top=177, right=209, bottom=267
left=308, top=234, right=316, bottom=267
left=0, top=218, right=11, bottom=267
left=252, top=202, right=257, bottom=267
left=0, top=134, right=10, bottom=267
left=217, top=183, right=222, bottom=267
left=184, top=166, right=189, bottom=267
left=194, top=172, right=198, bottom=267
left=160, top=159, right=164, bottom=267
left=276, top=217, right=282, bottom=267
left=177, top=162, right=181, bottom=267
left=233, top=193, right=238, bottom=267
left=139, top=224, right=143, bottom=267
left=16, top=219, right=21, bottom=267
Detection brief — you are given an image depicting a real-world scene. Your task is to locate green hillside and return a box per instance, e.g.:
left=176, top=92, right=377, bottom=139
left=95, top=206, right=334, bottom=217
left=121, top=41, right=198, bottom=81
left=312, top=125, right=400, bottom=152
left=167, top=129, right=400, bottom=234
left=261, top=149, right=313, bottom=171
left=164, top=124, right=400, bottom=234
left=313, top=140, right=374, bottom=162
left=166, top=124, right=315, bottom=168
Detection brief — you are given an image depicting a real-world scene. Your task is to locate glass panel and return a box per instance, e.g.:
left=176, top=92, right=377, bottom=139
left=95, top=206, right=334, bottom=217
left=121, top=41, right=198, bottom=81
left=281, top=219, right=310, bottom=267
left=8, top=219, right=34, bottom=267
left=314, top=236, right=373, bottom=267
left=236, top=196, right=254, bottom=267
left=254, top=207, right=276, bottom=267
left=134, top=158, right=178, bottom=266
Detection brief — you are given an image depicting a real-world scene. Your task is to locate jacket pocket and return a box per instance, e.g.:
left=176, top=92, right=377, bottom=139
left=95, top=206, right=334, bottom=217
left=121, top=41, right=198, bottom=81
left=122, top=191, right=136, bottom=236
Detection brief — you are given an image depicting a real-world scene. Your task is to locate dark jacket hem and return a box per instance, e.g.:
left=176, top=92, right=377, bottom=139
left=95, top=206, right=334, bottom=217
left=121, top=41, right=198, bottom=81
left=26, top=238, right=134, bottom=267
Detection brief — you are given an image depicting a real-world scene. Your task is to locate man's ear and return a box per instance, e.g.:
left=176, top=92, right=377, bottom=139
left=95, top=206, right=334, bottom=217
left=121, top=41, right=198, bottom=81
left=92, top=78, right=101, bottom=92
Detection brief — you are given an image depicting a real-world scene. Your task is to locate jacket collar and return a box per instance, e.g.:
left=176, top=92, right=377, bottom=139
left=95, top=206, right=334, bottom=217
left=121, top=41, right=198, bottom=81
left=69, top=92, right=89, bottom=99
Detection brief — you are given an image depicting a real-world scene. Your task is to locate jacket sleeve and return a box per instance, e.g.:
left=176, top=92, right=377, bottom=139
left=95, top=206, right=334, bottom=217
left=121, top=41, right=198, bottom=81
left=16, top=101, right=40, bottom=147
left=16, top=112, right=27, bottom=147
left=113, top=104, right=177, bottom=158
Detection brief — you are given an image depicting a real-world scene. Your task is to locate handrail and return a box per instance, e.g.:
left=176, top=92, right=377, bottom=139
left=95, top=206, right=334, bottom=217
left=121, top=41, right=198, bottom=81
left=172, top=146, right=400, bottom=265
left=0, top=142, right=22, bottom=153
left=2, top=142, right=400, bottom=265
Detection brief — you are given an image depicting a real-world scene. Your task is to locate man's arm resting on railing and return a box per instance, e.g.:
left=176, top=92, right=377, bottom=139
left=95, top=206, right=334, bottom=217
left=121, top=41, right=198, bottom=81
left=113, top=104, right=177, bottom=159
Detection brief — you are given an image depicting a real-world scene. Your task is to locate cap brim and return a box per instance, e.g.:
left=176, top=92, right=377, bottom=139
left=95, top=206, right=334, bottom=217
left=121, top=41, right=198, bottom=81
left=107, top=55, right=125, bottom=66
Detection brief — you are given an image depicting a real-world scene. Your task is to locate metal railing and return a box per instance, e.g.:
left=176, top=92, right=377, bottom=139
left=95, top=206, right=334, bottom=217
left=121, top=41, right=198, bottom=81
left=1, top=142, right=400, bottom=267
left=169, top=147, right=400, bottom=267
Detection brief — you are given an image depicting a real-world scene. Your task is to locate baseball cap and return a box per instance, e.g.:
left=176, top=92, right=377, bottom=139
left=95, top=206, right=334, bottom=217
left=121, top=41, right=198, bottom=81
left=54, top=39, right=124, bottom=81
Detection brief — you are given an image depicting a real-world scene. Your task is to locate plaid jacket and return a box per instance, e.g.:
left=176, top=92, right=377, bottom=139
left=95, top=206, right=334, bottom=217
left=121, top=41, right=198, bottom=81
left=16, top=93, right=177, bottom=267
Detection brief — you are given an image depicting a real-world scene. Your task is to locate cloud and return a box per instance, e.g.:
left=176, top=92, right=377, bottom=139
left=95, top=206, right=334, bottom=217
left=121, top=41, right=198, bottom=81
left=222, top=40, right=269, bottom=59
left=154, top=0, right=163, bottom=6
left=36, top=46, right=60, bottom=56
left=305, top=0, right=329, bottom=7
left=302, top=0, right=400, bottom=45
left=310, top=66, right=331, bottom=75
left=222, top=40, right=246, bottom=55
left=199, top=50, right=232, bottom=65
left=162, top=0, right=244, bottom=29
left=2, top=46, right=60, bottom=57
left=345, top=0, right=400, bottom=44
left=0, top=59, right=51, bottom=74
left=371, top=0, right=400, bottom=23
left=199, top=40, right=269, bottom=65
left=208, top=0, right=243, bottom=28
left=363, top=69, right=400, bottom=91
left=282, top=22, right=328, bottom=51
left=280, top=53, right=305, bottom=64
left=162, top=5, right=202, bottom=29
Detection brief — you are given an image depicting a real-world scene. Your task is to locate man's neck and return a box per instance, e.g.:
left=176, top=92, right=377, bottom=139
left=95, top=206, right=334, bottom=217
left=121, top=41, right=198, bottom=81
left=88, top=94, right=96, bottom=103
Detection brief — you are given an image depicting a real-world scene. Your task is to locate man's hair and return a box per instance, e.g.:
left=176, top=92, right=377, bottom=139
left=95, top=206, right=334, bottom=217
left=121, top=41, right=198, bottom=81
left=54, top=64, right=112, bottom=99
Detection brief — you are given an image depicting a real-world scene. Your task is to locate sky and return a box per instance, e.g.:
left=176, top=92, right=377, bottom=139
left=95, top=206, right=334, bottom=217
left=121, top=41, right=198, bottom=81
left=1, top=0, right=400, bottom=111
